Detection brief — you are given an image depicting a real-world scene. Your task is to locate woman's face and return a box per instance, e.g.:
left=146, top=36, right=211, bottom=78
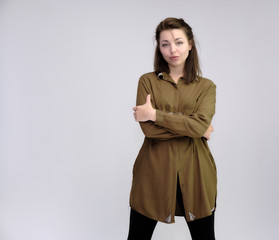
left=159, top=29, right=192, bottom=69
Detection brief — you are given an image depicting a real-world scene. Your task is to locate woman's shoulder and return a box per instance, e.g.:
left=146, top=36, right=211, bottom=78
left=195, top=75, right=216, bottom=88
left=139, top=72, right=158, bottom=82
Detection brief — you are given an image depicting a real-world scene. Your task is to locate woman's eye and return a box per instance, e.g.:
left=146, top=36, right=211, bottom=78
left=162, top=44, right=168, bottom=47
left=177, top=41, right=183, bottom=45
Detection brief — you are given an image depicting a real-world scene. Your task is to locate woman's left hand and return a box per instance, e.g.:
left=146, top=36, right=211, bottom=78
left=203, top=124, right=214, bottom=140
left=133, top=94, right=156, bottom=122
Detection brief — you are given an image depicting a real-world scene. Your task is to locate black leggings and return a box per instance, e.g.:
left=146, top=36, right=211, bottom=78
left=127, top=208, right=215, bottom=240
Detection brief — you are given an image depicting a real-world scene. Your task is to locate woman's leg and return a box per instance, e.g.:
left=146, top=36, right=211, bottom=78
left=186, top=212, right=215, bottom=240
left=127, top=208, right=158, bottom=240
left=177, top=174, right=215, bottom=240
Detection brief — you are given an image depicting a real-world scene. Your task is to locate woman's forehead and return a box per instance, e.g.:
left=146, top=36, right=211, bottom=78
left=160, top=29, right=187, bottom=41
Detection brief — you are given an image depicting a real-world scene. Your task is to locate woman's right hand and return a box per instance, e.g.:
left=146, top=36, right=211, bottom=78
left=133, top=94, right=156, bottom=122
left=203, top=124, right=214, bottom=140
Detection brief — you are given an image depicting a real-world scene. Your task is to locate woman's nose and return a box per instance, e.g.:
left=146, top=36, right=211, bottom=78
left=170, top=44, right=176, bottom=54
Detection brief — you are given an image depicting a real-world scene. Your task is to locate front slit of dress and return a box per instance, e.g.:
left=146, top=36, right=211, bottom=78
left=175, top=174, right=186, bottom=217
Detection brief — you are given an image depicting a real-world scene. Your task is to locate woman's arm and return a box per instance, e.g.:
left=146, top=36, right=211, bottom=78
left=155, top=83, right=216, bottom=138
left=134, top=94, right=215, bottom=140
left=133, top=77, right=184, bottom=140
left=133, top=77, right=216, bottom=139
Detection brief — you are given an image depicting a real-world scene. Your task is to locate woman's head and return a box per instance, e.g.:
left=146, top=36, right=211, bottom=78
left=154, top=17, right=201, bottom=83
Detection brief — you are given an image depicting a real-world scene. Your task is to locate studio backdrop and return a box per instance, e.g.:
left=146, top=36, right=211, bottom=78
left=0, top=0, right=278, bottom=239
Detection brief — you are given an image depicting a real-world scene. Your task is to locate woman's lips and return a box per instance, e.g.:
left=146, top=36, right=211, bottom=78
left=170, top=56, right=179, bottom=60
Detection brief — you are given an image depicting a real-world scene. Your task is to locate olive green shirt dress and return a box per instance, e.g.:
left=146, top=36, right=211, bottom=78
left=129, top=72, right=217, bottom=223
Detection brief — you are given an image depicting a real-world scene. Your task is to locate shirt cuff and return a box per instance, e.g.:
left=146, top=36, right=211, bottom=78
left=155, top=110, right=164, bottom=125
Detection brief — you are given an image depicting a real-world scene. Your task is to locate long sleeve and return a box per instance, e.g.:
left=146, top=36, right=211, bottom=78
left=136, top=77, right=183, bottom=140
left=155, top=83, right=216, bottom=138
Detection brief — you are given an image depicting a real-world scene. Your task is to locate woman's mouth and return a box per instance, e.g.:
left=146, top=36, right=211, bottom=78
left=170, top=56, right=179, bottom=60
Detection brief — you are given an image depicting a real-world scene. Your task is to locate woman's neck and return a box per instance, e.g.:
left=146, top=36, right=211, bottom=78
left=169, top=65, right=184, bottom=83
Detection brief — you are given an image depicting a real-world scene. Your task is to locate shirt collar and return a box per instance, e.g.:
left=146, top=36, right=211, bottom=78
left=157, top=72, right=199, bottom=83
left=157, top=72, right=174, bottom=82
left=157, top=72, right=185, bottom=83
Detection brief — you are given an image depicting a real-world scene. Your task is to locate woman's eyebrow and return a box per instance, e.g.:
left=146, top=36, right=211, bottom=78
left=161, top=38, right=184, bottom=43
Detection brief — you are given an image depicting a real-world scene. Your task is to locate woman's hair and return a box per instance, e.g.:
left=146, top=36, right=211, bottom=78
left=154, top=17, right=201, bottom=84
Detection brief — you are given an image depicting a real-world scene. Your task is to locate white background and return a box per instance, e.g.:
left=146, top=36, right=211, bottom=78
left=1, top=0, right=279, bottom=239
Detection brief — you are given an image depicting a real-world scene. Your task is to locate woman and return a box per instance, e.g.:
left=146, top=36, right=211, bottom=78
left=128, top=17, right=217, bottom=240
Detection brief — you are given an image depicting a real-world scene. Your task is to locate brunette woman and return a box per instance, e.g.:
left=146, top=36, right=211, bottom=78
left=128, top=17, right=217, bottom=240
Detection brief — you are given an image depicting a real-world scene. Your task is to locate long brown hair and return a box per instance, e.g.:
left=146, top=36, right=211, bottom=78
left=154, top=17, right=201, bottom=84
